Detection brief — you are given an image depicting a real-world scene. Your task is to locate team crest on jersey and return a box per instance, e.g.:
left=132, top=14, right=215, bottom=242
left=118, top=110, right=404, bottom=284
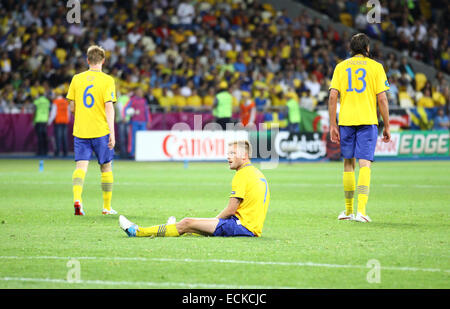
left=385, top=80, right=390, bottom=87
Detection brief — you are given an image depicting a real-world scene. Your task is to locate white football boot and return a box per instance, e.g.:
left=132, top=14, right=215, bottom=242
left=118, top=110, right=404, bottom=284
left=102, top=208, right=118, bottom=215
left=338, top=211, right=355, bottom=221
left=119, top=215, right=138, bottom=237
left=354, top=212, right=372, bottom=223
left=167, top=216, right=176, bottom=224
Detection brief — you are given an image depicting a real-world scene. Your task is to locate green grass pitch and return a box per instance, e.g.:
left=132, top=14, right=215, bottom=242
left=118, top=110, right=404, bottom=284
left=0, top=159, right=448, bottom=289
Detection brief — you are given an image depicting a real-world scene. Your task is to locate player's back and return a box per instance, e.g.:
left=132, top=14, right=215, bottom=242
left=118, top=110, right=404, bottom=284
left=330, top=55, right=389, bottom=126
left=67, top=70, right=116, bottom=138
left=233, top=164, right=270, bottom=237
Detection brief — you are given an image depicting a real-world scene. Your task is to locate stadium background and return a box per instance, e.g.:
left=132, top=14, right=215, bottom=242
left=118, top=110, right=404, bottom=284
left=0, top=0, right=449, bottom=291
left=0, top=0, right=448, bottom=160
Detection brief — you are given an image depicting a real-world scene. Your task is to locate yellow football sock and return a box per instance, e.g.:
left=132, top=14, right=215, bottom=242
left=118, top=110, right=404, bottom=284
left=72, top=169, right=86, bottom=203
left=136, top=224, right=180, bottom=237
left=343, top=171, right=356, bottom=215
left=357, top=167, right=371, bottom=216
left=101, top=171, right=113, bottom=211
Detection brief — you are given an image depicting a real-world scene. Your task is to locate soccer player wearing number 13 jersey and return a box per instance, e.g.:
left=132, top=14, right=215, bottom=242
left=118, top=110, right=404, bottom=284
left=328, top=33, right=391, bottom=223
left=66, top=45, right=117, bottom=216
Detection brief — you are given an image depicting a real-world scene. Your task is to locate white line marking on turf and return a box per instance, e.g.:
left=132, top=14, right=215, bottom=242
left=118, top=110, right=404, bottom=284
left=1, top=180, right=449, bottom=188
left=0, top=277, right=296, bottom=289
left=0, top=256, right=448, bottom=274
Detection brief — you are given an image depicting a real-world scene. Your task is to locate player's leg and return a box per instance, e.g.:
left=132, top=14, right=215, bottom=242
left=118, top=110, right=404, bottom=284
left=356, top=158, right=372, bottom=221
left=343, top=158, right=356, bottom=217
left=73, top=160, right=89, bottom=215
left=100, top=161, right=115, bottom=214
left=354, top=125, right=378, bottom=222
left=93, top=134, right=116, bottom=214
left=137, top=217, right=219, bottom=237
left=73, top=137, right=93, bottom=214
left=119, top=216, right=181, bottom=237
left=119, top=216, right=219, bottom=237
left=176, top=218, right=219, bottom=236
left=338, top=126, right=356, bottom=220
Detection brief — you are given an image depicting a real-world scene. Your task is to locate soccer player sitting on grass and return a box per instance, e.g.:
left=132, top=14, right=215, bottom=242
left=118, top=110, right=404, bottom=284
left=119, top=140, right=270, bottom=237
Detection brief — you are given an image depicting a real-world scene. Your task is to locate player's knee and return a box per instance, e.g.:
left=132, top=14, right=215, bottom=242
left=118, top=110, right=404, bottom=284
left=100, top=162, right=112, bottom=172
left=76, top=160, right=89, bottom=172
left=177, top=218, right=193, bottom=233
left=359, top=159, right=371, bottom=168
left=344, top=158, right=355, bottom=171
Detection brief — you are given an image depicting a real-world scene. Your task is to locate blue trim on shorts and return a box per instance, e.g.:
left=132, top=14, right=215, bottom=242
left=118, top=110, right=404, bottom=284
left=213, top=215, right=255, bottom=237
left=339, top=125, right=378, bottom=161
left=74, top=134, right=114, bottom=165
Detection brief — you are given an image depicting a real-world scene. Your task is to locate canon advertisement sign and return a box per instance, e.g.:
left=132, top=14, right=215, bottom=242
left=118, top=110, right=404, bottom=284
left=135, top=131, right=249, bottom=161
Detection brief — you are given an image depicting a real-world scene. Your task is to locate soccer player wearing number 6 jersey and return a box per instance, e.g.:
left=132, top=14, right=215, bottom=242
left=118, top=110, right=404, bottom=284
left=328, top=33, right=391, bottom=223
left=119, top=140, right=270, bottom=237
left=66, top=45, right=117, bottom=216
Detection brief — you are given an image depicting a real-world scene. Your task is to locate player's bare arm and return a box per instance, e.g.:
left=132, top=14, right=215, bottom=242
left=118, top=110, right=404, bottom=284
left=328, top=88, right=340, bottom=144
left=105, top=101, right=115, bottom=149
left=216, top=197, right=242, bottom=219
left=377, top=91, right=391, bottom=143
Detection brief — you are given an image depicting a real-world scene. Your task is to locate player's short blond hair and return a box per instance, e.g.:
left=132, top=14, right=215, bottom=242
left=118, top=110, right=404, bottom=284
left=228, top=140, right=252, bottom=158
left=87, top=45, right=106, bottom=65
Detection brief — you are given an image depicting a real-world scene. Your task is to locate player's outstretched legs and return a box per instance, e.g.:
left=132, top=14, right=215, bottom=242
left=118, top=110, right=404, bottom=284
left=119, top=215, right=219, bottom=237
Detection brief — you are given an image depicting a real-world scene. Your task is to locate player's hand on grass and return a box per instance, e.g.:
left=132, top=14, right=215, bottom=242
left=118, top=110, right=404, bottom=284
left=108, top=135, right=115, bottom=150
left=382, top=126, right=391, bottom=143
left=330, top=124, right=340, bottom=144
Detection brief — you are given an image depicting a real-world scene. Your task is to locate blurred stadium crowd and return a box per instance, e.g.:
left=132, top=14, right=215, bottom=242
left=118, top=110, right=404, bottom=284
left=301, top=0, right=450, bottom=73
left=0, top=0, right=448, bottom=120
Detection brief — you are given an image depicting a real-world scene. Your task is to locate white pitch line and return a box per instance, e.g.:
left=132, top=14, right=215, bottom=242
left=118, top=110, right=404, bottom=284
left=0, top=255, right=448, bottom=274
left=0, top=277, right=296, bottom=289
left=0, top=180, right=449, bottom=188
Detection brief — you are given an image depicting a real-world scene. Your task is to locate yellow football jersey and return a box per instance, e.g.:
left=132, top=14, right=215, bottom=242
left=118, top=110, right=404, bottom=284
left=329, top=55, right=389, bottom=126
left=67, top=70, right=116, bottom=138
left=229, top=163, right=270, bottom=237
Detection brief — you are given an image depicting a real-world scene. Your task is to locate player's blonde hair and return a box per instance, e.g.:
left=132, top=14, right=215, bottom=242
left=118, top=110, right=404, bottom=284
left=87, top=45, right=106, bottom=65
left=228, top=140, right=252, bottom=158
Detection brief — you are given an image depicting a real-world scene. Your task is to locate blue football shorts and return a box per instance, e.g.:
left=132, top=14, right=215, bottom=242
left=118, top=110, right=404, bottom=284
left=213, top=215, right=255, bottom=237
left=339, top=125, right=378, bottom=161
left=74, top=134, right=114, bottom=165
